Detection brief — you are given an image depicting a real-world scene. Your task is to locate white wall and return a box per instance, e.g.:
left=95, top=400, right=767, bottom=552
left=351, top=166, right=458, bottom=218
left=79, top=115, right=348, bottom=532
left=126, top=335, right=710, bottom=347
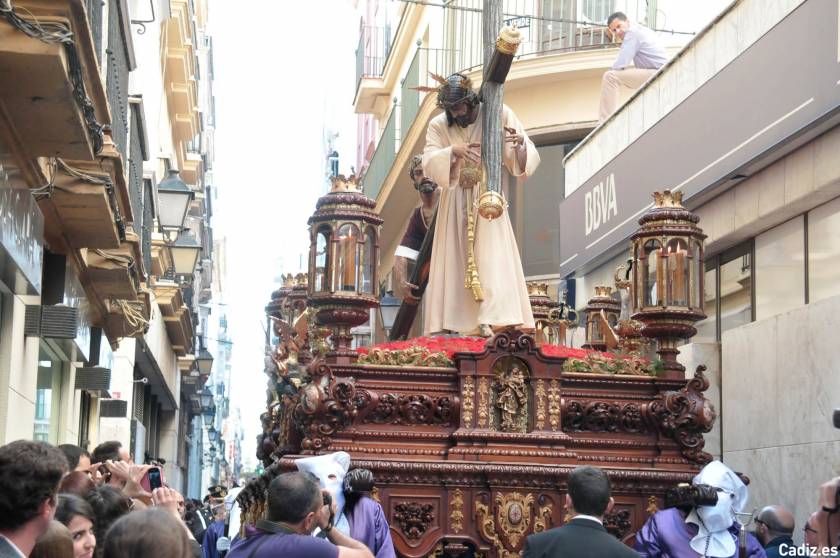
left=0, top=294, right=40, bottom=443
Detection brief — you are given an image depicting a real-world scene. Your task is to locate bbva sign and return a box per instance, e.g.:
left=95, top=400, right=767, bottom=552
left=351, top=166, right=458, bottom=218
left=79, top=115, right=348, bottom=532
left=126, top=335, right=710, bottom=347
left=584, top=173, right=618, bottom=236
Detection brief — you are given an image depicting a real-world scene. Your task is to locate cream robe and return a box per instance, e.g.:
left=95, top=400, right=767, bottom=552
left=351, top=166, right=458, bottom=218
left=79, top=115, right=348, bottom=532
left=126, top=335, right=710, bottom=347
left=422, top=105, right=540, bottom=335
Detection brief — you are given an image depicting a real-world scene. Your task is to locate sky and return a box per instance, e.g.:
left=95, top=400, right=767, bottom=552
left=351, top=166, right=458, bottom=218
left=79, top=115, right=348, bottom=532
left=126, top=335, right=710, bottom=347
left=207, top=0, right=359, bottom=467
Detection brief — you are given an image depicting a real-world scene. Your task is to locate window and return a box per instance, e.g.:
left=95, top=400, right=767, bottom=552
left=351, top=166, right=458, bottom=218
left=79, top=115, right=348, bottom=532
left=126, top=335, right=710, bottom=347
left=754, top=216, right=805, bottom=321
left=313, top=227, right=331, bottom=292
left=719, top=244, right=753, bottom=336
left=808, top=196, right=840, bottom=304
left=694, top=266, right=718, bottom=342
left=34, top=347, right=62, bottom=443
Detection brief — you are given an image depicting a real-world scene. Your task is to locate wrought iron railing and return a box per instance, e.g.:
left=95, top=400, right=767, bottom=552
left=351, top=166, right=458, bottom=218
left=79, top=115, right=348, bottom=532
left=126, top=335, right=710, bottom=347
left=106, top=0, right=131, bottom=157
left=127, top=104, right=144, bottom=238
left=441, top=0, right=660, bottom=73
left=361, top=104, right=397, bottom=200
left=355, top=25, right=392, bottom=92
left=85, top=0, right=103, bottom=64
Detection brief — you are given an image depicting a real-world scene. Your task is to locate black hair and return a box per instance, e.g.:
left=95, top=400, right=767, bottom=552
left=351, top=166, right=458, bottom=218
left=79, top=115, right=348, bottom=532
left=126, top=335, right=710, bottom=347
left=266, top=472, right=321, bottom=524
left=56, top=493, right=96, bottom=526
left=568, top=466, right=611, bottom=516
left=85, top=486, right=130, bottom=545
left=0, top=440, right=68, bottom=531
left=58, top=444, right=90, bottom=470
left=607, top=12, right=627, bottom=26
left=91, top=441, right=122, bottom=464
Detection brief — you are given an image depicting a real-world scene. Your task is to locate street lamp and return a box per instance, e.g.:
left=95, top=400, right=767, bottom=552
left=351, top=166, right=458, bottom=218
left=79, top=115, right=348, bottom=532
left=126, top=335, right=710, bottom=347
left=378, top=290, right=400, bottom=337
left=168, top=230, right=202, bottom=276
left=157, top=169, right=194, bottom=231
left=194, top=348, right=214, bottom=375
left=207, top=426, right=218, bottom=443
left=208, top=445, right=217, bottom=459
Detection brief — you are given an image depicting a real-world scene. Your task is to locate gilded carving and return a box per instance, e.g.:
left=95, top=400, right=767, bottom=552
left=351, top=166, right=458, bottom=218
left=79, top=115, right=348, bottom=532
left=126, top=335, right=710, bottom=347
left=646, top=495, right=659, bottom=516
left=534, top=380, right=547, bottom=430
left=462, top=377, right=475, bottom=429
left=450, top=489, right=465, bottom=534
left=357, top=346, right=453, bottom=367
left=492, top=361, right=529, bottom=432
left=548, top=380, right=561, bottom=431
left=478, top=377, right=491, bottom=429
left=393, top=501, right=435, bottom=540
left=476, top=492, right=550, bottom=556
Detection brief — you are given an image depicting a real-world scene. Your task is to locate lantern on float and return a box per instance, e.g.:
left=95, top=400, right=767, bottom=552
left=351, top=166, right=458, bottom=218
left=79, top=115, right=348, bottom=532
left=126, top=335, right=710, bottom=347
left=528, top=282, right=559, bottom=346
left=307, top=175, right=382, bottom=362
left=581, top=286, right=621, bottom=352
left=630, top=190, right=706, bottom=378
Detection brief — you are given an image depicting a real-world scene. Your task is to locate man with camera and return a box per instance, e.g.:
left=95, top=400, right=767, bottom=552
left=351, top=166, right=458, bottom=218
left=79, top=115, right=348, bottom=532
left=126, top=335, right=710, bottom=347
left=523, top=466, right=640, bottom=558
left=226, top=472, right=373, bottom=558
left=635, top=461, right=766, bottom=558
left=754, top=506, right=795, bottom=558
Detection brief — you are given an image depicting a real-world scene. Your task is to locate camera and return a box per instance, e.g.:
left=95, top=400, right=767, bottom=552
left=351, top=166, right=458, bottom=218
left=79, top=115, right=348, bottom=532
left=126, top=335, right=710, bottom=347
left=664, top=483, right=719, bottom=509
left=323, top=491, right=332, bottom=507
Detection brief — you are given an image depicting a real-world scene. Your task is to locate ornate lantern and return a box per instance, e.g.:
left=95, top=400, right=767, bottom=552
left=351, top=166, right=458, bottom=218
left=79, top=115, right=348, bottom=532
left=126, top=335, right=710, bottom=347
left=582, top=286, right=621, bottom=351
left=307, top=175, right=382, bottom=362
left=630, top=190, right=706, bottom=378
left=527, top=282, right=559, bottom=346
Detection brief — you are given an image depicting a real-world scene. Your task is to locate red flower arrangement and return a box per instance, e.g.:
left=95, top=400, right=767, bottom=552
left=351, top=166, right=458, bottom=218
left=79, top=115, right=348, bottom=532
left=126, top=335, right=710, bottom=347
left=356, top=336, right=618, bottom=361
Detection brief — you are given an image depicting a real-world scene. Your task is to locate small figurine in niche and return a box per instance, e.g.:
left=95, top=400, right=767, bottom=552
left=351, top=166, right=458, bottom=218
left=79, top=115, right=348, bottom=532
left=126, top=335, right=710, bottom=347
left=494, top=363, right=528, bottom=431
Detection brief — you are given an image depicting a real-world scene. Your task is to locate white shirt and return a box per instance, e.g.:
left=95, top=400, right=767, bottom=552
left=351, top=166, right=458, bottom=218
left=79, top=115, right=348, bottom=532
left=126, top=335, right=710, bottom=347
left=573, top=514, right=604, bottom=525
left=0, top=535, right=27, bottom=558
left=612, top=24, right=668, bottom=70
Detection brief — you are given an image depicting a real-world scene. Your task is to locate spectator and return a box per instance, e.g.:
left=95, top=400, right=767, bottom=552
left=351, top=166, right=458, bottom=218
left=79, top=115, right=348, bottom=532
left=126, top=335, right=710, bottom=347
left=185, top=499, right=210, bottom=544
left=84, top=486, right=130, bottom=555
left=598, top=11, right=667, bottom=122
left=57, top=473, right=95, bottom=499
left=90, top=442, right=129, bottom=466
left=57, top=446, right=92, bottom=474
left=150, top=488, right=202, bottom=558
left=804, top=511, right=820, bottom=549
left=202, top=486, right=228, bottom=558
left=30, top=522, right=73, bottom=558
left=226, top=472, right=373, bottom=558
left=755, top=505, right=795, bottom=558
left=522, top=466, right=639, bottom=557
left=0, top=440, right=68, bottom=557
left=635, top=460, right=765, bottom=557
left=55, top=495, right=96, bottom=558
left=102, top=509, right=192, bottom=558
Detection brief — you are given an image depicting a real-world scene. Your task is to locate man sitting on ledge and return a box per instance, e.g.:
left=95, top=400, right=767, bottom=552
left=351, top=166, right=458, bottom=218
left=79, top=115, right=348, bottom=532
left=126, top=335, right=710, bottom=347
left=598, top=11, right=667, bottom=122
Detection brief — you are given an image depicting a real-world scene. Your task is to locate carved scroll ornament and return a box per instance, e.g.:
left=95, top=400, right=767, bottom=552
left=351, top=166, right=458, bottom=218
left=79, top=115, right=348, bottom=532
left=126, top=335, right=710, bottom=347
left=476, top=492, right=553, bottom=556
left=393, top=502, right=435, bottom=540
left=362, top=393, right=456, bottom=426
left=293, top=363, right=358, bottom=451
left=462, top=377, right=475, bottom=429
left=645, top=365, right=717, bottom=464
left=563, top=400, right=647, bottom=434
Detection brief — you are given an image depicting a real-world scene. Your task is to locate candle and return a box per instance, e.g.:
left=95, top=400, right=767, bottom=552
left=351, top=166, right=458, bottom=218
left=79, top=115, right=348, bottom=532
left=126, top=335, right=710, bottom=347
left=655, top=248, right=665, bottom=305
left=341, top=235, right=356, bottom=290
left=674, top=247, right=686, bottom=305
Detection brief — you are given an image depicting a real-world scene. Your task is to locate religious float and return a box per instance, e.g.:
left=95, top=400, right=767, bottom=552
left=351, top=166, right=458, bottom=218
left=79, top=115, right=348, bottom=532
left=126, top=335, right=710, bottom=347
left=236, top=173, right=717, bottom=558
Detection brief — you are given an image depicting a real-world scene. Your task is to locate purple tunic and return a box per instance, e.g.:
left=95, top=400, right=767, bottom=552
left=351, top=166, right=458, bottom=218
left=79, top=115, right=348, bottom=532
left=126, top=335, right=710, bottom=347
left=202, top=519, right=226, bottom=558
left=346, top=496, right=397, bottom=558
left=227, top=530, right=338, bottom=558
left=635, top=508, right=767, bottom=558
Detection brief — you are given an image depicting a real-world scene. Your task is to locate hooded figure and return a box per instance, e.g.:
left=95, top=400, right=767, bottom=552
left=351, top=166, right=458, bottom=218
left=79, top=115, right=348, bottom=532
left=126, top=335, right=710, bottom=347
left=295, top=451, right=352, bottom=535
left=635, top=461, right=766, bottom=558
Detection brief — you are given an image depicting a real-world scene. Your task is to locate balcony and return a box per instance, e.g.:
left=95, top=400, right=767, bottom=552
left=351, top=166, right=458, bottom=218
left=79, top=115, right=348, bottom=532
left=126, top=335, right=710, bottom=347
left=0, top=0, right=109, bottom=161
left=153, top=278, right=194, bottom=356
left=164, top=0, right=200, bottom=144
left=355, top=25, right=391, bottom=91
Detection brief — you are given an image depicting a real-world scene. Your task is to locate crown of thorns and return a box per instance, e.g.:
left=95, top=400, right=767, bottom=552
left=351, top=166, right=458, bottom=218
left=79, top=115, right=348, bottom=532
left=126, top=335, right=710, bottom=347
left=415, top=72, right=477, bottom=109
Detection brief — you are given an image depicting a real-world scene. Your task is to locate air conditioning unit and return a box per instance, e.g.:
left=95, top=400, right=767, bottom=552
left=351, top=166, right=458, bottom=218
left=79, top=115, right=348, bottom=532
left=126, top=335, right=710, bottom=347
left=24, top=305, right=79, bottom=339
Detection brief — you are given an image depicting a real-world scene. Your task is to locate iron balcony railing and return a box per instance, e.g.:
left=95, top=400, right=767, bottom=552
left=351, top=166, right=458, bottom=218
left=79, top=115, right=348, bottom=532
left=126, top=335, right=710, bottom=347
left=85, top=0, right=103, bottom=64
left=441, top=0, right=660, bottom=73
left=106, top=0, right=131, bottom=157
left=355, top=25, right=392, bottom=92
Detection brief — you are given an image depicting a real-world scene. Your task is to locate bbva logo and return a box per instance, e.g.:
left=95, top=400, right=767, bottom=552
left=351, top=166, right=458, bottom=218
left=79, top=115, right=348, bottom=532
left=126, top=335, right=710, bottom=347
left=584, top=173, right=618, bottom=236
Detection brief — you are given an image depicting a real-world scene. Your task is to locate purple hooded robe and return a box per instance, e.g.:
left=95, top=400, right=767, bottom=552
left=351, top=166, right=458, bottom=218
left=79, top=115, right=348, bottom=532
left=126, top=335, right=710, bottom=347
left=635, top=508, right=767, bottom=558
left=346, top=496, right=396, bottom=558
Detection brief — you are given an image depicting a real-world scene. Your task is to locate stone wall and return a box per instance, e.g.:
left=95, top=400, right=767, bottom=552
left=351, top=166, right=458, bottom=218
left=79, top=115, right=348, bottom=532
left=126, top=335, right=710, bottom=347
left=721, top=293, right=840, bottom=542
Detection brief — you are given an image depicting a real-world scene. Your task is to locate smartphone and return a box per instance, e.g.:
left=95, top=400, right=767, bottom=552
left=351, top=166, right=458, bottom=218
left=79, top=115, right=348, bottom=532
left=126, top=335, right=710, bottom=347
left=141, top=467, right=164, bottom=491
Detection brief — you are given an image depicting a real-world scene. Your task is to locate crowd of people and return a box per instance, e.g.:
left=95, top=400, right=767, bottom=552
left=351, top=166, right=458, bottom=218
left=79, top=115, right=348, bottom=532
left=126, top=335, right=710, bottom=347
left=1, top=437, right=839, bottom=558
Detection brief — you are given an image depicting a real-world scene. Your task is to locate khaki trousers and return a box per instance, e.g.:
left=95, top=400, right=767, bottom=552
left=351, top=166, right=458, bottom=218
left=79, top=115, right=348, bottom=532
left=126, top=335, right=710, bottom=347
left=598, top=68, right=657, bottom=122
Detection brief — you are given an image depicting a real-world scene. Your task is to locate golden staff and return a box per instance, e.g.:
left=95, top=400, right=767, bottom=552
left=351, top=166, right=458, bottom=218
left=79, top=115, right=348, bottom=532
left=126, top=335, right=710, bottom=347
left=460, top=162, right=484, bottom=302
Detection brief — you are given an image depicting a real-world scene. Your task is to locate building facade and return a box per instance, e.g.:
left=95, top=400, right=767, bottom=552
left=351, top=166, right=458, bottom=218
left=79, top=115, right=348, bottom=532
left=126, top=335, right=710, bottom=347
left=559, top=0, right=840, bottom=538
left=0, top=0, right=221, bottom=494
